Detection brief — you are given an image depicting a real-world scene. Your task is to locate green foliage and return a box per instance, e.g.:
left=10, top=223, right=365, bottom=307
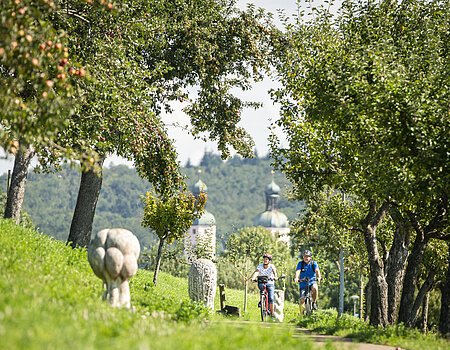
left=30, top=0, right=278, bottom=196
left=183, top=155, right=304, bottom=247
left=142, top=190, right=206, bottom=244
left=222, top=226, right=291, bottom=280
left=0, top=0, right=81, bottom=153
left=142, top=188, right=206, bottom=284
left=219, top=226, right=297, bottom=305
left=297, top=309, right=449, bottom=350
left=292, top=189, right=368, bottom=263
left=10, top=156, right=302, bottom=248
left=270, top=0, right=450, bottom=327
left=174, top=301, right=210, bottom=323
left=271, top=0, right=450, bottom=212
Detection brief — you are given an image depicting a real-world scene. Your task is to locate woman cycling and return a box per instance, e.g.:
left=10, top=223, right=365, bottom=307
left=251, top=253, right=278, bottom=317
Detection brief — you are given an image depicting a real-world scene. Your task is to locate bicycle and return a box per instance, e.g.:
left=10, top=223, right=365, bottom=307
left=255, top=275, right=286, bottom=322
left=299, top=277, right=313, bottom=316
left=256, top=275, right=270, bottom=321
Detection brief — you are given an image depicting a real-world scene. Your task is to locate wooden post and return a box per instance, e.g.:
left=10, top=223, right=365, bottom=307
left=219, top=284, right=226, bottom=310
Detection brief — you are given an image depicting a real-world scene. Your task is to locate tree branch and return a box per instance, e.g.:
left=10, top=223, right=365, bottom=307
left=58, top=9, right=90, bottom=23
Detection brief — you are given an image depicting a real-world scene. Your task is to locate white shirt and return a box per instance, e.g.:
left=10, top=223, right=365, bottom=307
left=256, top=263, right=276, bottom=286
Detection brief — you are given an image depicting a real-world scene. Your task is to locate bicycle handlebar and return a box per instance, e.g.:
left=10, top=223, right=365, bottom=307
left=294, top=277, right=311, bottom=283
left=253, top=275, right=286, bottom=283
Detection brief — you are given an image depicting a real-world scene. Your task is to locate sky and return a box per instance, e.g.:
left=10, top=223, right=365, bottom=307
left=152, top=0, right=301, bottom=168
left=0, top=1, right=333, bottom=175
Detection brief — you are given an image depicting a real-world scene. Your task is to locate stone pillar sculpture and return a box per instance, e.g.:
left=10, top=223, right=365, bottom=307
left=188, top=258, right=217, bottom=309
left=88, top=228, right=140, bottom=308
left=273, top=289, right=285, bottom=322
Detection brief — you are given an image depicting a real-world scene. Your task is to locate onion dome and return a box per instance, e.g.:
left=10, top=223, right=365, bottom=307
left=193, top=209, right=216, bottom=226
left=254, top=210, right=289, bottom=228
left=265, top=180, right=280, bottom=196
left=193, top=179, right=208, bottom=196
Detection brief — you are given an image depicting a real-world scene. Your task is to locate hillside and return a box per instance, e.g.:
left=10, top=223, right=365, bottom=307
left=1, top=220, right=447, bottom=350
left=0, top=153, right=304, bottom=248
left=0, top=219, right=305, bottom=350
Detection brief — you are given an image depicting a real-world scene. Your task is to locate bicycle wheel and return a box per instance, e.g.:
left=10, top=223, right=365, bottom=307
left=260, top=294, right=268, bottom=321
left=304, top=297, right=312, bottom=316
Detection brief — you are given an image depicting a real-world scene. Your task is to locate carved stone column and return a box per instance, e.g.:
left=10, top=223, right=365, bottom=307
left=188, top=259, right=217, bottom=309
left=273, top=289, right=285, bottom=322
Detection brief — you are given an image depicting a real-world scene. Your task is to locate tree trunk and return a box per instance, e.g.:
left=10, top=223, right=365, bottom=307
left=153, top=236, right=165, bottom=286
left=364, top=280, right=371, bottom=322
left=386, top=207, right=412, bottom=324
left=400, top=194, right=448, bottom=326
left=420, top=292, right=429, bottom=333
left=67, top=156, right=105, bottom=248
left=4, top=144, right=35, bottom=224
left=439, top=243, right=450, bottom=337
left=362, top=200, right=389, bottom=327
left=398, top=231, right=428, bottom=324
left=244, top=279, right=248, bottom=312
left=408, top=270, right=435, bottom=327
left=360, top=273, right=364, bottom=319
left=366, top=256, right=389, bottom=327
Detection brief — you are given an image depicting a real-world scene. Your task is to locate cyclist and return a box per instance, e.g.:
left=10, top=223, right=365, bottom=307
left=294, top=249, right=321, bottom=312
left=251, top=252, right=278, bottom=317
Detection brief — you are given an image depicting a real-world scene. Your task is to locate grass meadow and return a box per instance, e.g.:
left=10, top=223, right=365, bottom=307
left=0, top=219, right=448, bottom=350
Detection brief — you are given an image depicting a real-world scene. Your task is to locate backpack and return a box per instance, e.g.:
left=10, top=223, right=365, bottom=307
left=300, top=260, right=316, bottom=273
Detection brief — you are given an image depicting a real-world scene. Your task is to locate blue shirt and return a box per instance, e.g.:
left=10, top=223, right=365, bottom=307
left=296, top=260, right=318, bottom=289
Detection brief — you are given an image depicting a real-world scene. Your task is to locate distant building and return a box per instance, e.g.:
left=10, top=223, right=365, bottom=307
left=253, top=174, right=290, bottom=245
left=184, top=171, right=216, bottom=262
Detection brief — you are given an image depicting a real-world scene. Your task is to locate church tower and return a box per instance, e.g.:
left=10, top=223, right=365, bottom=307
left=184, top=170, right=216, bottom=262
left=253, top=172, right=290, bottom=245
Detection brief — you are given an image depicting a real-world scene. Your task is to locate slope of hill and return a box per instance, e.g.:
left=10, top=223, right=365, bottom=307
left=0, top=219, right=305, bottom=350
left=1, top=153, right=304, bottom=248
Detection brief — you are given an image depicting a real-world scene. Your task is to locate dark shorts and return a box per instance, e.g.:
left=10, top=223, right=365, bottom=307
left=299, top=282, right=316, bottom=299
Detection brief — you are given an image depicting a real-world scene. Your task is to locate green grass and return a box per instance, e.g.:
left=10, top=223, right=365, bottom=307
left=297, top=309, right=449, bottom=350
left=1, top=219, right=447, bottom=350
left=0, top=219, right=305, bottom=349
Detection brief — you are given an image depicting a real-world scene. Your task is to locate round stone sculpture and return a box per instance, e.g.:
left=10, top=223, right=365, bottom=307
left=88, top=228, right=140, bottom=308
left=188, top=259, right=217, bottom=309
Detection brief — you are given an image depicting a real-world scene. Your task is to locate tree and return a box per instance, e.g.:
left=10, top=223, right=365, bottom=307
left=0, top=0, right=84, bottom=223
left=0, top=0, right=80, bottom=150
left=35, top=0, right=276, bottom=248
left=439, top=242, right=450, bottom=337
left=221, top=226, right=290, bottom=312
left=142, top=190, right=206, bottom=285
left=290, top=189, right=370, bottom=315
left=270, top=0, right=450, bottom=327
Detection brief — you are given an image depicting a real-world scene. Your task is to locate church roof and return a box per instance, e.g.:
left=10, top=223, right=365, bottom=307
left=253, top=209, right=289, bottom=228
left=265, top=180, right=280, bottom=196
left=193, top=209, right=216, bottom=226
left=193, top=179, right=207, bottom=195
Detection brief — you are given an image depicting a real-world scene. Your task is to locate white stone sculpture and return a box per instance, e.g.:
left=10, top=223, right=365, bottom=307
left=88, top=228, right=140, bottom=308
left=188, top=259, right=217, bottom=309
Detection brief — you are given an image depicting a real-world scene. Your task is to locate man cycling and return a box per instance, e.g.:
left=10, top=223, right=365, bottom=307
left=251, top=253, right=278, bottom=317
left=294, top=249, right=321, bottom=312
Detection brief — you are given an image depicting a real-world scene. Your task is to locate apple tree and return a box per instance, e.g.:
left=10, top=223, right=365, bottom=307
left=0, top=0, right=87, bottom=223
left=270, top=0, right=449, bottom=327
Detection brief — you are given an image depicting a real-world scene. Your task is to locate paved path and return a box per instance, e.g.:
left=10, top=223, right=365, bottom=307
left=294, top=328, right=402, bottom=350
left=217, top=321, right=402, bottom=350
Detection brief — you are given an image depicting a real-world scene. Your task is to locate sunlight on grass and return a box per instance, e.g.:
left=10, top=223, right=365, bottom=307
left=0, top=219, right=447, bottom=350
